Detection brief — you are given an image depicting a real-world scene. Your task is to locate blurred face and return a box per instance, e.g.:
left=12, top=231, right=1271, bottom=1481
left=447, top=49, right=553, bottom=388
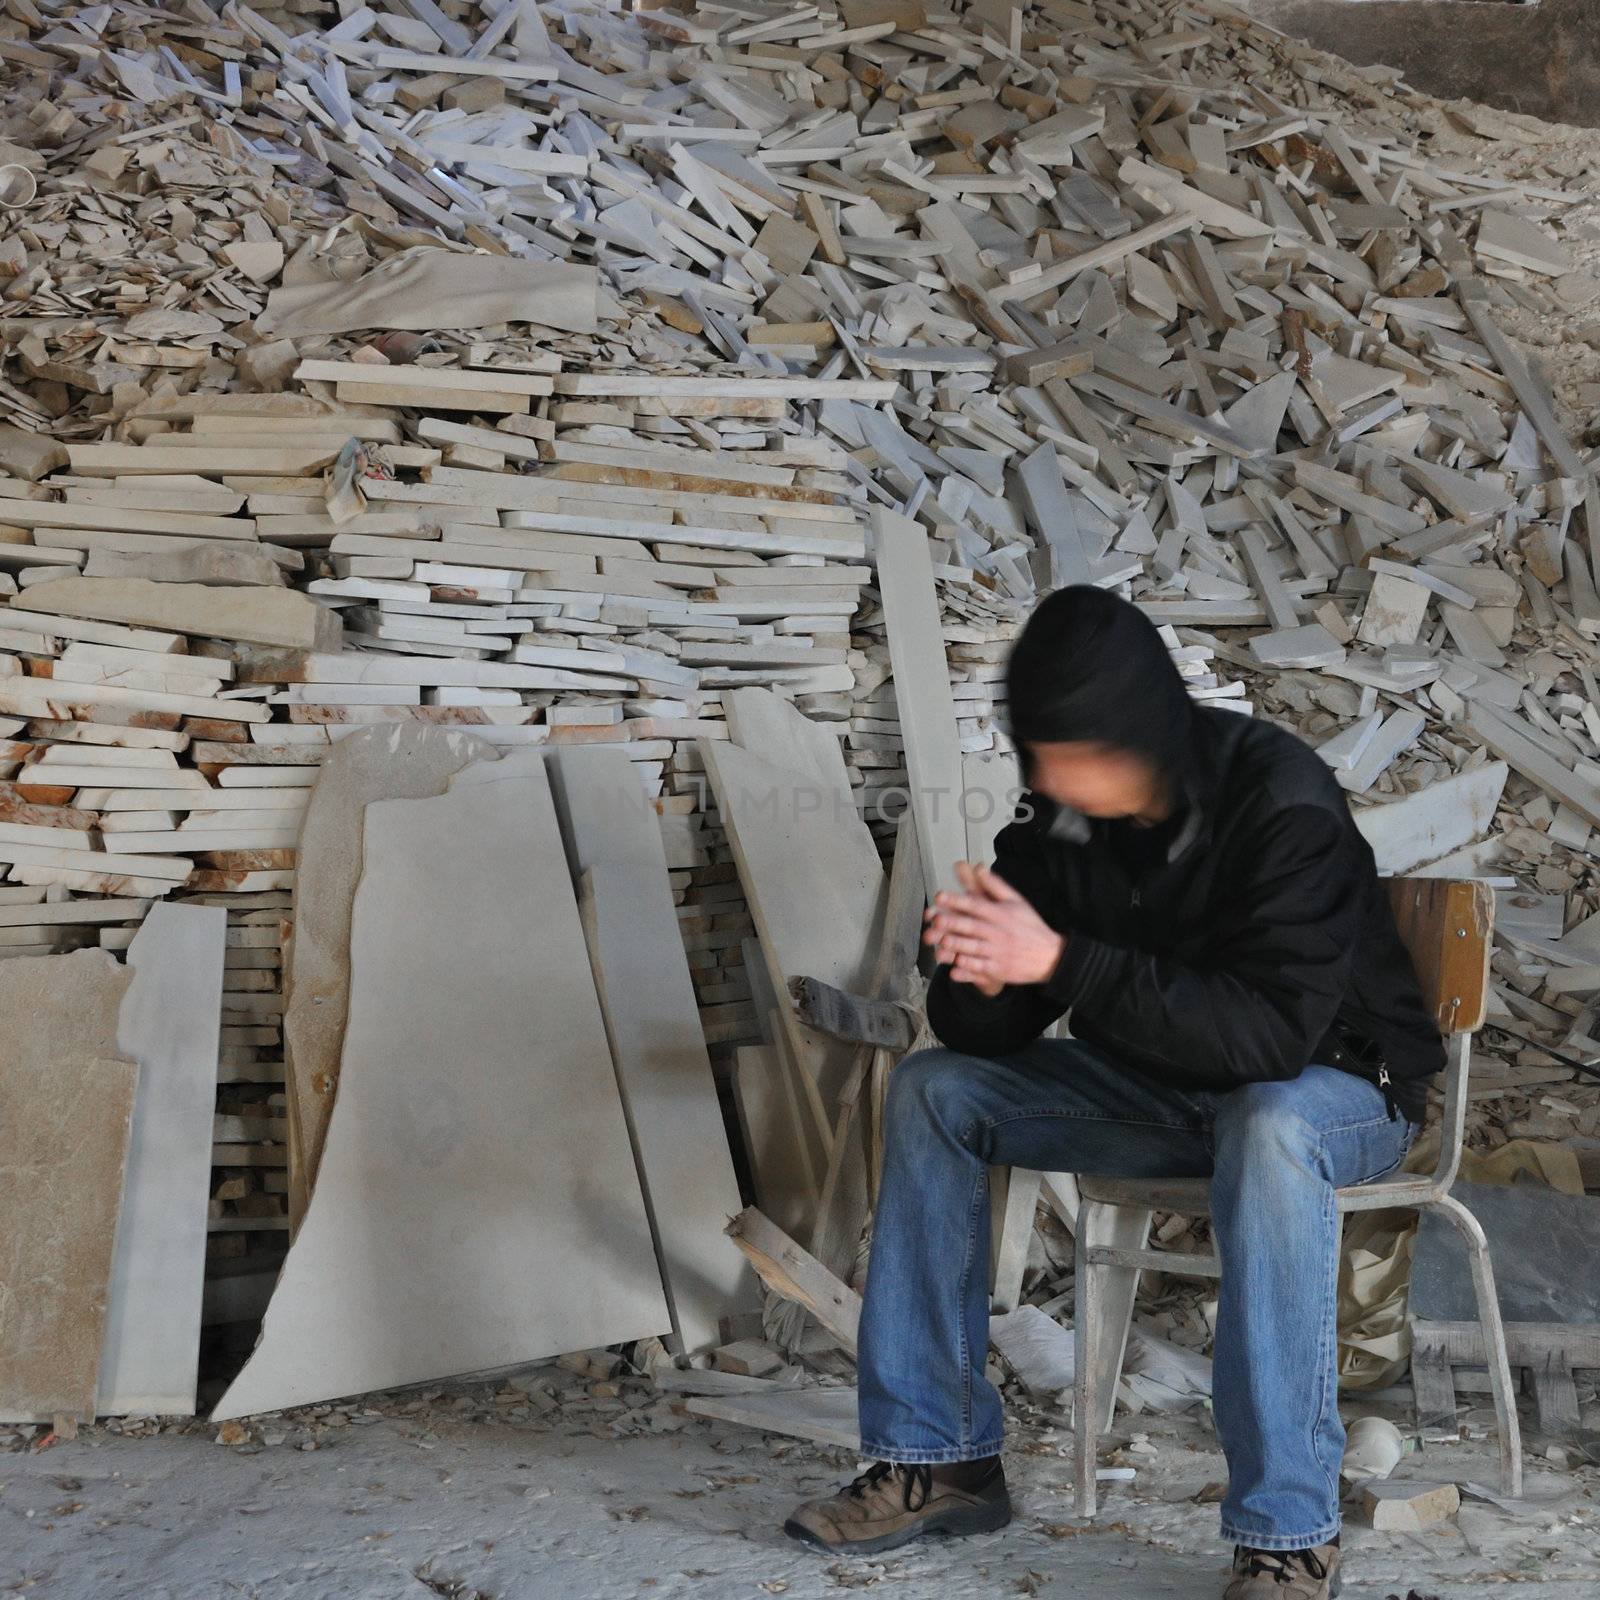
left=1025, top=740, right=1171, bottom=822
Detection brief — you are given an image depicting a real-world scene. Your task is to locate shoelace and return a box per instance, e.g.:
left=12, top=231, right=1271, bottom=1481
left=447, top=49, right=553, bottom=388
left=849, top=1460, right=933, bottom=1512
left=1239, top=1547, right=1328, bottom=1585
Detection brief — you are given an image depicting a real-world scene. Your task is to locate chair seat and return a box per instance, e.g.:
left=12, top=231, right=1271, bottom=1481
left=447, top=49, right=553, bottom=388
left=1074, top=1170, right=1438, bottom=1215
left=1077, top=1174, right=1210, bottom=1211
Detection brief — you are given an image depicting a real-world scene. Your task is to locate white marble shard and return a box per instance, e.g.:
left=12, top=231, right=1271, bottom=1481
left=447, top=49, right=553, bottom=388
left=213, top=757, right=667, bottom=1420
left=97, top=902, right=227, bottom=1416
left=1356, top=761, right=1509, bottom=877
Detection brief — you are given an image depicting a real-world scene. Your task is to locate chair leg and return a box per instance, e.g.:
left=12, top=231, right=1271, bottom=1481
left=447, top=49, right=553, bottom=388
left=1074, top=1200, right=1153, bottom=1518
left=991, top=1168, right=1042, bottom=1314
left=1428, top=1192, right=1523, bottom=1498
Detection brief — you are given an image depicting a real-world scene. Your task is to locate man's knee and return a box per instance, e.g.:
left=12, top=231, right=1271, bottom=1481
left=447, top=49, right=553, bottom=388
left=1211, top=1081, right=1323, bottom=1187
left=885, top=1046, right=978, bottom=1131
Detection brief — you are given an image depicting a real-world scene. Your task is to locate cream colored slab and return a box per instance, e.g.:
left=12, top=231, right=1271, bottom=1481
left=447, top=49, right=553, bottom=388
left=0, top=949, right=135, bottom=1423
left=212, top=758, right=666, bottom=1419
left=283, top=725, right=497, bottom=1229
left=0, top=1055, right=137, bottom=1423
left=17, top=577, right=341, bottom=652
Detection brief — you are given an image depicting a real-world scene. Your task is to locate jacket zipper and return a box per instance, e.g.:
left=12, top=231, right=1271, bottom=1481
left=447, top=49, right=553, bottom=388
left=1378, top=1065, right=1399, bottom=1122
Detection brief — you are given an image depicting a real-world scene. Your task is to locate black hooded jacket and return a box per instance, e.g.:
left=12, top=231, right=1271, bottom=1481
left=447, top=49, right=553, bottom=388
left=926, top=586, right=1445, bottom=1123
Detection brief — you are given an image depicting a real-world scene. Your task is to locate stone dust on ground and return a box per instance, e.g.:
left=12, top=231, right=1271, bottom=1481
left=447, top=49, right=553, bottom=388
left=3, top=1364, right=1596, bottom=1600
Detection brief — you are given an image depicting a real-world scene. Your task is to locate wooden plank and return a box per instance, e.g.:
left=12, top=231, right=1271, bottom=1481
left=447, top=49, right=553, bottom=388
left=725, top=1206, right=862, bottom=1354
left=1384, top=878, right=1492, bottom=1034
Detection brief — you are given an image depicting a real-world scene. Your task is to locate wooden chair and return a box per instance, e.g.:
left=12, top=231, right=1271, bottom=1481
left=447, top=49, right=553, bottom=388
left=1066, top=877, right=1522, bottom=1515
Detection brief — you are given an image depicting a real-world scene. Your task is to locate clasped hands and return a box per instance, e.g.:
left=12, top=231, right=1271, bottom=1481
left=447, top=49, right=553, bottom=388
left=922, top=860, right=1066, bottom=998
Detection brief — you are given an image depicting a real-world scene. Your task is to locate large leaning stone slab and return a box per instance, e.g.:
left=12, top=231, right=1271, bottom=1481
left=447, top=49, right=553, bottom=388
left=575, top=815, right=758, bottom=1352
left=283, top=724, right=497, bottom=1228
left=961, top=749, right=1022, bottom=866
left=546, top=743, right=754, bottom=1356
left=0, top=1053, right=138, bottom=1423
left=15, top=576, right=341, bottom=651
left=0, top=951, right=135, bottom=1422
left=0, top=948, right=130, bottom=1063
left=97, top=903, right=227, bottom=1417
left=213, top=757, right=667, bottom=1420
left=722, top=685, right=853, bottom=801
left=872, top=508, right=967, bottom=898
left=701, top=738, right=886, bottom=1122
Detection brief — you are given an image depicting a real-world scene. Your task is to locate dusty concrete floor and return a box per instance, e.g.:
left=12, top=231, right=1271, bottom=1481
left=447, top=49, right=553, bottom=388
left=3, top=1370, right=1597, bottom=1600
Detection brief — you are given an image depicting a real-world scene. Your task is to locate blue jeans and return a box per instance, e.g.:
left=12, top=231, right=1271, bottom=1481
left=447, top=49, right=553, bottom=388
left=857, top=1038, right=1418, bottom=1551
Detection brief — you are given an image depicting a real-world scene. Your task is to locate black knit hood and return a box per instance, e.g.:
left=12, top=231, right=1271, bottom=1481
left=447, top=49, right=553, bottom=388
left=1005, top=587, right=1197, bottom=794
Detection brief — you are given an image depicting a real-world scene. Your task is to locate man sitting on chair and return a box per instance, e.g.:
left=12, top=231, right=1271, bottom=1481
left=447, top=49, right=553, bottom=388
left=786, top=585, right=1443, bottom=1600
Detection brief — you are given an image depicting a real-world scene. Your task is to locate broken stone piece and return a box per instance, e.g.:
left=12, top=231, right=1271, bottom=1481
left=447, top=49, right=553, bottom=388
left=1358, top=1479, right=1460, bottom=1532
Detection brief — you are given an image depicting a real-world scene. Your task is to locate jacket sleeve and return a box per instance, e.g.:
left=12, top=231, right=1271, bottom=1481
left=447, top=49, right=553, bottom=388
left=924, top=815, right=1068, bottom=1057
left=1043, top=803, right=1360, bottom=1090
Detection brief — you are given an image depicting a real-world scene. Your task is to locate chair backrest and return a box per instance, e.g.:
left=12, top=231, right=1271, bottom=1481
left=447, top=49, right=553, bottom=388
left=1385, top=877, right=1493, bottom=1037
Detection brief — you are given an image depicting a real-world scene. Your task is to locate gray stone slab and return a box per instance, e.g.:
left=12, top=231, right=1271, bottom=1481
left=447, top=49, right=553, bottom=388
left=961, top=749, right=1021, bottom=866
left=701, top=738, right=886, bottom=1122
left=721, top=686, right=853, bottom=802
left=579, top=859, right=758, bottom=1354
left=1016, top=441, right=1092, bottom=589
left=1411, top=1178, right=1600, bottom=1325
left=550, top=740, right=757, bottom=1354
left=213, top=756, right=667, bottom=1420
left=97, top=903, right=227, bottom=1417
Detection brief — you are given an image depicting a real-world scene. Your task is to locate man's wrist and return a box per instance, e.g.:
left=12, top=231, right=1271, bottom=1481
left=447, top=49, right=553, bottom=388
left=1033, top=931, right=1067, bottom=985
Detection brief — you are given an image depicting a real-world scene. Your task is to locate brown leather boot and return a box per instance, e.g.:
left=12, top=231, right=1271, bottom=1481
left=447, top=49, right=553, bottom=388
left=785, top=1459, right=1012, bottom=1556
left=1223, top=1541, right=1342, bottom=1599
